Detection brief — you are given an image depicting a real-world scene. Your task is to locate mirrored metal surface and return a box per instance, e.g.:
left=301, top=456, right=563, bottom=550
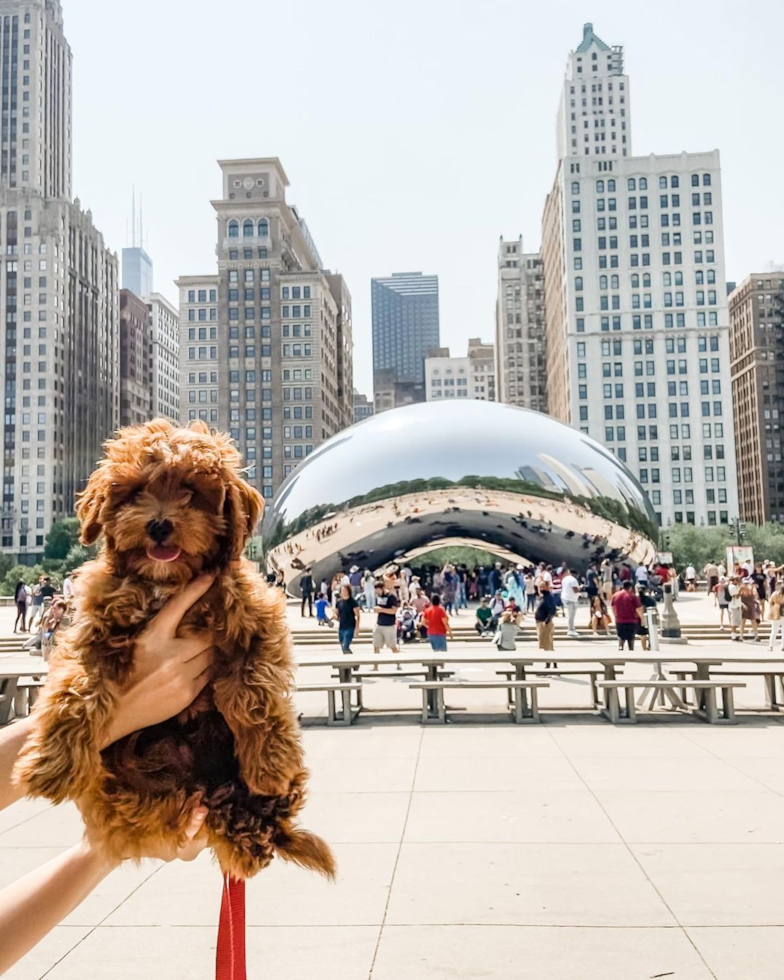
left=262, top=400, right=657, bottom=593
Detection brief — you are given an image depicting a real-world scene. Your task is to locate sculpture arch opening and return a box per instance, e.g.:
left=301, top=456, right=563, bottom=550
left=262, top=401, right=657, bottom=595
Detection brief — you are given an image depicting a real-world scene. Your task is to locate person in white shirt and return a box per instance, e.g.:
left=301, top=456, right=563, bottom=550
left=62, top=574, right=74, bottom=602
left=728, top=578, right=743, bottom=641
left=634, top=564, right=649, bottom=587
left=685, top=565, right=697, bottom=592
left=560, top=567, right=581, bottom=637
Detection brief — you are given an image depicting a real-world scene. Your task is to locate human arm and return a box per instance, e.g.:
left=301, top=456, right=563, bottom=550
left=0, top=808, right=208, bottom=976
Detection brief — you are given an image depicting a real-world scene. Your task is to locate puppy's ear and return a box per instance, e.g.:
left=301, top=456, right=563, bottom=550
left=224, top=475, right=265, bottom=558
left=76, top=468, right=110, bottom=545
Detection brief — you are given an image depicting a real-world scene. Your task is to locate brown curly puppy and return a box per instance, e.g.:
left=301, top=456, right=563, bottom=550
left=14, top=418, right=334, bottom=880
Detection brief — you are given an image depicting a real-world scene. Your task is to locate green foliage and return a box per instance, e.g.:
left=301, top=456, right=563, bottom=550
left=0, top=564, right=46, bottom=596
left=62, top=543, right=96, bottom=575
left=408, top=546, right=502, bottom=569
left=43, top=518, right=81, bottom=561
left=663, top=522, right=784, bottom=570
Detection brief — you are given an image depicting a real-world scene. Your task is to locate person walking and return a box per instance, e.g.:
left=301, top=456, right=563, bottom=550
left=717, top=577, right=731, bottom=630
left=728, top=577, right=743, bottom=642
left=611, top=581, right=642, bottom=652
left=561, top=566, right=580, bottom=638
left=335, top=583, right=360, bottom=655
left=13, top=581, right=27, bottom=634
left=421, top=594, right=453, bottom=652
left=299, top=568, right=315, bottom=618
left=535, top=579, right=557, bottom=667
left=362, top=569, right=376, bottom=609
left=768, top=580, right=784, bottom=651
left=704, top=561, right=719, bottom=601
left=372, top=580, right=400, bottom=668
left=740, top=582, right=761, bottom=642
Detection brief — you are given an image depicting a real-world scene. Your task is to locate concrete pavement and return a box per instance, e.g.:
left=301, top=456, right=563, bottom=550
left=3, top=593, right=784, bottom=978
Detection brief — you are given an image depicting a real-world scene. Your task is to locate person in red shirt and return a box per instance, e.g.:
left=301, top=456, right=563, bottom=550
left=421, top=594, right=453, bottom=652
left=611, top=581, right=643, bottom=651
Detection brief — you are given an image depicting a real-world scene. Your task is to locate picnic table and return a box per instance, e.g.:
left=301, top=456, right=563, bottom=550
left=296, top=652, right=784, bottom=724
left=0, top=659, right=49, bottom=725
left=298, top=655, right=535, bottom=721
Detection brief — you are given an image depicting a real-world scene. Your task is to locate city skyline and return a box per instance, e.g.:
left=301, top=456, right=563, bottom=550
left=63, top=0, right=784, bottom=394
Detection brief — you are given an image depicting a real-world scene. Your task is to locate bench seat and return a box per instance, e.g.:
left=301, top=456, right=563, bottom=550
left=409, top=680, right=549, bottom=724
left=296, top=682, right=362, bottom=726
left=597, top=679, right=745, bottom=724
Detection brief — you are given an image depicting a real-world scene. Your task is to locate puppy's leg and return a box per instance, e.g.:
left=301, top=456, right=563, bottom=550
left=14, top=656, right=114, bottom=803
left=212, top=660, right=305, bottom=799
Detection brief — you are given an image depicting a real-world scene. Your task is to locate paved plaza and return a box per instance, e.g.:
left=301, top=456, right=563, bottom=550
left=3, top=594, right=784, bottom=978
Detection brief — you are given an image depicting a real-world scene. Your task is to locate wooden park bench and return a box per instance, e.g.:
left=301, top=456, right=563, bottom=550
left=597, top=679, right=745, bottom=724
left=409, top=680, right=549, bottom=725
left=295, top=682, right=362, bottom=726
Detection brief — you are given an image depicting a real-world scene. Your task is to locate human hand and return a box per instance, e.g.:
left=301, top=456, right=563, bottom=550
left=101, top=575, right=216, bottom=747
left=135, top=806, right=210, bottom=864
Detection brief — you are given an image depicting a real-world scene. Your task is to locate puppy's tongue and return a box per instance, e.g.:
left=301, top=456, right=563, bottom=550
left=146, top=545, right=182, bottom=563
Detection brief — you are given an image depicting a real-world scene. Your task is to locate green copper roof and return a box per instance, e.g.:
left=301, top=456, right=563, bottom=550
left=576, top=23, right=610, bottom=53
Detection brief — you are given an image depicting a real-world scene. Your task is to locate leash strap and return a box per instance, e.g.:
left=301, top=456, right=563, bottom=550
left=216, top=874, right=246, bottom=980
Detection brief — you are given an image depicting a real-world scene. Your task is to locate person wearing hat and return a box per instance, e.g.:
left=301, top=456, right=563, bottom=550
left=489, top=589, right=506, bottom=630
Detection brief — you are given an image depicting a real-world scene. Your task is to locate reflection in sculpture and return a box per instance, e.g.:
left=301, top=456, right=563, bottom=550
left=262, top=401, right=658, bottom=595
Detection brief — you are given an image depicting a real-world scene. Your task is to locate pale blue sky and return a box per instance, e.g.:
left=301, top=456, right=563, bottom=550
left=68, top=0, right=784, bottom=395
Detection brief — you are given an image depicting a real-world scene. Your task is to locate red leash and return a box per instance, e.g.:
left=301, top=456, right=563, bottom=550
left=216, top=875, right=246, bottom=980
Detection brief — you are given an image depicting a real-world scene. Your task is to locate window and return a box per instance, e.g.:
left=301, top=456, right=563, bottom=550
left=228, top=220, right=239, bottom=238
left=258, top=219, right=269, bottom=237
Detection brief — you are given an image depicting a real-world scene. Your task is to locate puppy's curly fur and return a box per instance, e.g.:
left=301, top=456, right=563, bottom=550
left=14, top=419, right=334, bottom=880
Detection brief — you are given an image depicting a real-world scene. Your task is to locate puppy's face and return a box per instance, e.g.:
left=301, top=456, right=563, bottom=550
left=77, top=420, right=264, bottom=583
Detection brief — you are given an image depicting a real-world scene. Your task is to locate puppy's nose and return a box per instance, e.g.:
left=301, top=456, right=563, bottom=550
left=146, top=519, right=174, bottom=544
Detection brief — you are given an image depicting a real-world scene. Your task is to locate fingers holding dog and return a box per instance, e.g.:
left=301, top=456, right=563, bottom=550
left=150, top=573, right=216, bottom=638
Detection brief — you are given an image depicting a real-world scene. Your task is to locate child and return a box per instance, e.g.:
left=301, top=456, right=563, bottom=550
left=315, top=592, right=332, bottom=626
left=475, top=597, right=493, bottom=636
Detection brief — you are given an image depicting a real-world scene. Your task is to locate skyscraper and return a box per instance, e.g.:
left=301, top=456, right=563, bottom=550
left=555, top=22, right=631, bottom=162
left=371, top=272, right=439, bottom=403
left=177, top=158, right=354, bottom=501
left=122, top=246, right=153, bottom=299
left=540, top=24, right=738, bottom=528
left=0, top=0, right=119, bottom=560
left=495, top=238, right=546, bottom=410
left=729, top=274, right=784, bottom=524
left=119, top=289, right=151, bottom=426
left=147, top=293, right=179, bottom=422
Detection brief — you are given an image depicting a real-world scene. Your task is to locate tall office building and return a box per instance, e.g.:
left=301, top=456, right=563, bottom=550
left=540, top=24, right=738, bottom=527
left=371, top=272, right=439, bottom=407
left=177, top=158, right=353, bottom=500
left=147, top=292, right=179, bottom=422
left=0, top=0, right=119, bottom=561
left=0, top=0, right=72, bottom=197
left=119, top=289, right=151, bottom=426
left=729, top=273, right=784, bottom=524
left=495, top=238, right=546, bottom=410
left=122, top=246, right=153, bottom=299
left=555, top=22, right=631, bottom=162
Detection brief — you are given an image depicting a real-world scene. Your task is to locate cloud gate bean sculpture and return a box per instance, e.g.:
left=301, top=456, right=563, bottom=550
left=261, top=401, right=658, bottom=595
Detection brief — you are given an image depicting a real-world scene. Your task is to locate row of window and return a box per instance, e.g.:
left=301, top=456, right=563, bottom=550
left=186, top=289, right=217, bottom=303
left=227, top=219, right=270, bottom=239
left=571, top=174, right=712, bottom=194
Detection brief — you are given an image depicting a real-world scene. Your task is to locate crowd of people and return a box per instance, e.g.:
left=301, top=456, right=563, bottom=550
left=12, top=572, right=75, bottom=659
left=298, top=558, right=672, bottom=660
left=709, top=558, right=784, bottom=647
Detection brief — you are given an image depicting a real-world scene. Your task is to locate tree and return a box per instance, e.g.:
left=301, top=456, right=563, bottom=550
left=43, top=518, right=81, bottom=561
